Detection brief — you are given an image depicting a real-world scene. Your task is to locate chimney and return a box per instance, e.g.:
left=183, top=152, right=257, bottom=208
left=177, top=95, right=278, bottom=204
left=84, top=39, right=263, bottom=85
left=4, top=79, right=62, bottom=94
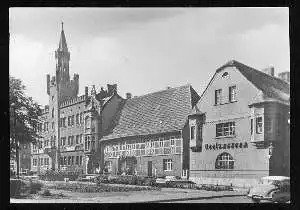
left=126, top=93, right=132, bottom=99
left=166, top=86, right=171, bottom=90
left=262, top=66, right=275, bottom=76
left=278, top=71, right=290, bottom=83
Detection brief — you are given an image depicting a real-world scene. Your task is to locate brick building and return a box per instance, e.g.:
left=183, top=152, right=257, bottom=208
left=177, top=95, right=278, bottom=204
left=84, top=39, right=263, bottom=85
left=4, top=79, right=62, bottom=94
left=101, top=85, right=200, bottom=177
left=31, top=24, right=200, bottom=177
left=188, top=60, right=290, bottom=187
left=31, top=24, right=123, bottom=174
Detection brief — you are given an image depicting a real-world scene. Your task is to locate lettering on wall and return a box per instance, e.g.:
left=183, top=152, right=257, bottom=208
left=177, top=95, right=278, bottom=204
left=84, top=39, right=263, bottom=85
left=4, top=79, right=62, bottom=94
left=205, top=142, right=248, bottom=150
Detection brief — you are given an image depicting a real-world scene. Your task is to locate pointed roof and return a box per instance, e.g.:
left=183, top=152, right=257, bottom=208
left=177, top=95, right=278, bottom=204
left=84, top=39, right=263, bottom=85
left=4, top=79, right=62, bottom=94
left=200, top=60, right=290, bottom=105
left=58, top=22, right=68, bottom=51
left=101, top=84, right=200, bottom=141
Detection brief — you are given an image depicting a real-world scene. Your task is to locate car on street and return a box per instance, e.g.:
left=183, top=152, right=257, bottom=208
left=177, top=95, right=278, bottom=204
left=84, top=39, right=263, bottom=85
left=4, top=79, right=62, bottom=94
left=247, top=176, right=290, bottom=203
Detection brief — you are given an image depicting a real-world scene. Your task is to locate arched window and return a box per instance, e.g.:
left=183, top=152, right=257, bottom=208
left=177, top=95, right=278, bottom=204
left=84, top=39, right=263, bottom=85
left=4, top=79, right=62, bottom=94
left=215, top=152, right=234, bottom=169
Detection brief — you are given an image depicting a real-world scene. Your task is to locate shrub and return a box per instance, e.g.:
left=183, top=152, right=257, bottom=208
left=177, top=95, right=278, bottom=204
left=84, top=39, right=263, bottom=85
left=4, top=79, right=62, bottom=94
left=39, top=170, right=81, bottom=181
left=29, top=181, right=42, bottom=194
left=41, top=189, right=51, bottom=196
left=10, top=179, right=23, bottom=197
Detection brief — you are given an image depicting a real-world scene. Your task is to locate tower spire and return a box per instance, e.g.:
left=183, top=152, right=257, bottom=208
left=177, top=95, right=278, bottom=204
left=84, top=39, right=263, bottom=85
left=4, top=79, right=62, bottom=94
left=58, top=22, right=68, bottom=51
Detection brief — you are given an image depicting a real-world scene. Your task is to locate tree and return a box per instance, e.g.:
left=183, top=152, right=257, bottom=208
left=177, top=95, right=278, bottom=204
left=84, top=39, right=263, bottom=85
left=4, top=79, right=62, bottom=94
left=10, top=76, right=42, bottom=177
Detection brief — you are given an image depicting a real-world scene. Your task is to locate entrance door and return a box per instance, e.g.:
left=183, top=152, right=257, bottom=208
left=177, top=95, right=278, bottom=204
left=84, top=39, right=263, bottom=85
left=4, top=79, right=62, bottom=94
left=147, top=161, right=152, bottom=177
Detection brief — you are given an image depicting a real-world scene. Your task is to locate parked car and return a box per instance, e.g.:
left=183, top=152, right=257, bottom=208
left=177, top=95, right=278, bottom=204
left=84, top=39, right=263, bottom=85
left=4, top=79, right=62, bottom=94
left=247, top=176, right=290, bottom=203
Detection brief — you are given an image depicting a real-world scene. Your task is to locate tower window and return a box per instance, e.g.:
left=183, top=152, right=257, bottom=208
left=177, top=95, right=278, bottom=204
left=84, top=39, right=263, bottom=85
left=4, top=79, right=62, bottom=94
left=52, top=108, right=54, bottom=118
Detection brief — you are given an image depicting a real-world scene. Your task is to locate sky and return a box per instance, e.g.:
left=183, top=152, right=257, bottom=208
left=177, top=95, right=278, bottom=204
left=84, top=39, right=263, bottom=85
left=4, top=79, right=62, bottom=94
left=9, top=8, right=289, bottom=106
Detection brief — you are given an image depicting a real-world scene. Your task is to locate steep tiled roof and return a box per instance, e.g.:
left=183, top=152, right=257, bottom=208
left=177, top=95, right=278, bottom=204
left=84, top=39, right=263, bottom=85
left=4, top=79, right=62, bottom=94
left=217, top=60, right=290, bottom=105
left=102, top=85, right=200, bottom=141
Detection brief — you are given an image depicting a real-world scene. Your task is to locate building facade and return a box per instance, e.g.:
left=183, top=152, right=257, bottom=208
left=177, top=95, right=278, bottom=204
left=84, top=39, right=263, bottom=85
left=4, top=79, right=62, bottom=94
left=188, top=60, right=290, bottom=187
left=31, top=24, right=200, bottom=177
left=31, top=24, right=123, bottom=175
left=101, top=85, right=200, bottom=177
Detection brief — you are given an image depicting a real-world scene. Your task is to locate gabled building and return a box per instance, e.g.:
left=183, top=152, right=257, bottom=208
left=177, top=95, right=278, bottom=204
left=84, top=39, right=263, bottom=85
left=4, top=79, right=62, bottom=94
left=101, top=85, right=200, bottom=177
left=188, top=60, right=290, bottom=187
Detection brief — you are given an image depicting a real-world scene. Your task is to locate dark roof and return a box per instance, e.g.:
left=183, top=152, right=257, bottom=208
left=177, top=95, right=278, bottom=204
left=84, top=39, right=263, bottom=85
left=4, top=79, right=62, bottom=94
left=217, top=60, right=290, bottom=105
left=102, top=84, right=200, bottom=140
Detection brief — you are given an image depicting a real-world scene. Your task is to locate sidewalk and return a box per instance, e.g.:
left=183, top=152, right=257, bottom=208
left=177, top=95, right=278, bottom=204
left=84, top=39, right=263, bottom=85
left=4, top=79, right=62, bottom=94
left=10, top=188, right=248, bottom=203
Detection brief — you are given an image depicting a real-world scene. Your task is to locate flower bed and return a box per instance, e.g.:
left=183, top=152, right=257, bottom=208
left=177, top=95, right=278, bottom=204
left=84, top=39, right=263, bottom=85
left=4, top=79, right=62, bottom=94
left=39, top=170, right=81, bottom=181
left=95, top=175, right=156, bottom=186
left=47, top=182, right=160, bottom=193
left=195, top=184, right=233, bottom=191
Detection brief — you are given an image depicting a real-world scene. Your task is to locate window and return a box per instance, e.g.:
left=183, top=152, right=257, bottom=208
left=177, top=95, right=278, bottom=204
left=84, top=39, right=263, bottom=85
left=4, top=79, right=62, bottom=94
left=170, top=138, right=175, bottom=146
left=60, top=157, right=64, bottom=165
left=229, top=86, right=237, bottom=102
left=68, top=156, right=71, bottom=165
left=52, top=122, right=55, bottom=130
left=45, top=158, right=49, bottom=165
left=71, top=115, right=74, bottom=126
left=64, top=157, right=67, bottom=165
left=80, top=113, right=83, bottom=124
left=63, top=118, right=66, bottom=127
left=40, top=158, right=43, bottom=166
left=251, top=119, right=253, bottom=135
left=71, top=156, right=74, bottom=165
left=76, top=156, right=79, bottom=165
left=76, top=114, right=79, bottom=125
left=216, top=122, right=235, bottom=137
left=68, top=116, right=71, bottom=126
left=79, top=156, right=82, bottom=165
left=215, top=152, right=234, bottom=169
left=163, top=159, right=173, bottom=171
left=71, top=136, right=74, bottom=145
left=44, top=122, right=47, bottom=132
left=85, top=116, right=90, bottom=129
left=256, top=117, right=263, bottom=134
left=159, top=138, right=164, bottom=148
left=52, top=108, right=54, bottom=118
left=215, top=89, right=222, bottom=105
left=197, top=124, right=203, bottom=140
left=33, top=159, right=37, bottom=166
left=190, top=126, right=195, bottom=140
left=76, top=135, right=79, bottom=144
left=68, top=136, right=71, bottom=145
left=80, top=134, right=83, bottom=144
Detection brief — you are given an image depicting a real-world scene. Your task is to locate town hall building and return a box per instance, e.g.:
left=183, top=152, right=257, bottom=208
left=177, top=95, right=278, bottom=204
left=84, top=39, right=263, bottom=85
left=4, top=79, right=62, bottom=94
left=31, top=24, right=200, bottom=177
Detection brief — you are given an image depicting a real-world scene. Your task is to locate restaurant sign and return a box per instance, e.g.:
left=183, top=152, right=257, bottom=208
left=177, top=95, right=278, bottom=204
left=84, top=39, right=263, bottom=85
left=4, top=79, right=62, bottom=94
left=205, top=142, right=248, bottom=150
